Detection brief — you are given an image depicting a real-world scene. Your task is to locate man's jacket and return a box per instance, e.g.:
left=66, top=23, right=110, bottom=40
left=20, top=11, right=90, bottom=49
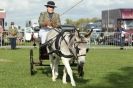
left=8, top=26, right=18, bottom=38
left=38, top=12, right=61, bottom=28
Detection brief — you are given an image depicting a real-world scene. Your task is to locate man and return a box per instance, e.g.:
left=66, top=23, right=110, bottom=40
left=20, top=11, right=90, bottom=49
left=116, top=21, right=126, bottom=50
left=8, top=22, right=18, bottom=49
left=0, top=24, right=3, bottom=46
left=38, top=1, right=61, bottom=44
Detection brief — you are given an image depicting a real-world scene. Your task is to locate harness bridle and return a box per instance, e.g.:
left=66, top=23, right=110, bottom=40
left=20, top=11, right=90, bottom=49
left=46, top=29, right=88, bottom=60
left=60, top=32, right=88, bottom=59
left=74, top=41, right=87, bottom=58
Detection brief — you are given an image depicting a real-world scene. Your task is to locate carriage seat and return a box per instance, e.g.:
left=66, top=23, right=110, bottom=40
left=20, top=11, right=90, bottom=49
left=59, top=25, right=76, bottom=32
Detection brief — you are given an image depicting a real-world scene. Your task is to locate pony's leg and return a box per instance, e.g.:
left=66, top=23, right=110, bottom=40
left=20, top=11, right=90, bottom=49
left=52, top=62, right=56, bottom=81
left=49, top=55, right=56, bottom=81
left=62, top=57, right=76, bottom=87
left=49, top=56, right=53, bottom=69
left=52, top=66, right=56, bottom=81
left=62, top=67, right=67, bottom=84
left=54, top=58, right=59, bottom=78
left=47, top=48, right=53, bottom=70
left=50, top=54, right=59, bottom=80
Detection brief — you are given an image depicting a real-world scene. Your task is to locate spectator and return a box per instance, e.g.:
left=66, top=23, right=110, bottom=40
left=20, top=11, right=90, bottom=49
left=0, top=24, right=3, bottom=46
left=0, top=24, right=3, bottom=32
left=8, top=22, right=18, bottom=49
left=116, top=22, right=126, bottom=50
left=31, top=32, right=36, bottom=47
left=31, top=32, right=35, bottom=42
left=17, top=32, right=23, bottom=45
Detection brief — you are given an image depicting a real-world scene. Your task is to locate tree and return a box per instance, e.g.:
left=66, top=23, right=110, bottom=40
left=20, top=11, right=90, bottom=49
left=64, top=17, right=100, bottom=31
left=65, top=18, right=75, bottom=25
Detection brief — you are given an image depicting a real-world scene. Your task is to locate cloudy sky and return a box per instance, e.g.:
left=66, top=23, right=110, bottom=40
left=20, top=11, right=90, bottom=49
left=0, top=0, right=133, bottom=27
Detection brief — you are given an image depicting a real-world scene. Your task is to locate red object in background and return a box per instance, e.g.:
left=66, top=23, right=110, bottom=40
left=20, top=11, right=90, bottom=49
left=121, top=9, right=133, bottom=19
left=0, top=25, right=3, bottom=32
left=0, top=10, right=6, bottom=30
left=0, top=12, right=6, bottom=19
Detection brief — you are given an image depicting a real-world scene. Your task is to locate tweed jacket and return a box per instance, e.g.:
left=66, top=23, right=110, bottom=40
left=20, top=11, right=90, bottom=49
left=38, top=12, right=61, bottom=28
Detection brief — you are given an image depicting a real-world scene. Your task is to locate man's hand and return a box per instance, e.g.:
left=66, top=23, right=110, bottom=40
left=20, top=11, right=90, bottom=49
left=43, top=20, right=50, bottom=27
left=51, top=20, right=58, bottom=28
left=43, top=20, right=58, bottom=28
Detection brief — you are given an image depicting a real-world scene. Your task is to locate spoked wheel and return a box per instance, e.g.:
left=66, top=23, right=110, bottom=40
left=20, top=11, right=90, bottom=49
left=30, top=49, right=34, bottom=75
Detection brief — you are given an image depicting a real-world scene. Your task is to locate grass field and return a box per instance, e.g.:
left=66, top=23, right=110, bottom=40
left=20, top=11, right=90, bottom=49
left=0, top=48, right=133, bottom=88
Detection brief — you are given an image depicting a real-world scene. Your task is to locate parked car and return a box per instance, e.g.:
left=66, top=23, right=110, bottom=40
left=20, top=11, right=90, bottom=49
left=85, top=23, right=102, bottom=44
left=24, top=27, right=38, bottom=41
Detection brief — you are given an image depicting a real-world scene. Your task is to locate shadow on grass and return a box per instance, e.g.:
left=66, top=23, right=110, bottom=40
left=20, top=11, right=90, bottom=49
left=42, top=67, right=52, bottom=77
left=76, top=67, right=133, bottom=88
left=104, top=67, right=133, bottom=88
left=37, top=66, right=91, bottom=86
left=77, top=66, right=133, bottom=88
left=31, top=65, right=133, bottom=88
left=8, top=48, right=21, bottom=50
left=32, top=65, right=133, bottom=88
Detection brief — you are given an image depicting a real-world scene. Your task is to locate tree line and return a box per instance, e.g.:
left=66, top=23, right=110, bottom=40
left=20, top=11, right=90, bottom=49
left=64, top=17, right=100, bottom=28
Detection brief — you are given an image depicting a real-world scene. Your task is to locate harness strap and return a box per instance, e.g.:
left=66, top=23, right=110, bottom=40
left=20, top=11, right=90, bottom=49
left=48, top=50, right=73, bottom=58
left=58, top=51, right=74, bottom=58
left=48, top=30, right=86, bottom=59
left=60, top=33, right=77, bottom=59
left=53, top=30, right=75, bottom=58
left=77, top=54, right=86, bottom=57
left=55, top=31, right=62, bottom=50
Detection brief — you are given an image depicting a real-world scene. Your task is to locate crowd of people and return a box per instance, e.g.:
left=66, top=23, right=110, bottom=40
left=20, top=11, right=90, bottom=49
left=90, top=21, right=127, bottom=50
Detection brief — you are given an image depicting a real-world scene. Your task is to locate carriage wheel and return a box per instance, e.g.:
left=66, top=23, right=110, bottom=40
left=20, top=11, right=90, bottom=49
left=30, top=49, right=34, bottom=75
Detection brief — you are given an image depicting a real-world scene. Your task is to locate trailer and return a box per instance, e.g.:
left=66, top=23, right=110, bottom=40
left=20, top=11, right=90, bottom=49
left=102, top=8, right=133, bottom=45
left=102, top=8, right=133, bottom=32
left=0, top=9, right=6, bottom=46
left=0, top=9, right=6, bottom=29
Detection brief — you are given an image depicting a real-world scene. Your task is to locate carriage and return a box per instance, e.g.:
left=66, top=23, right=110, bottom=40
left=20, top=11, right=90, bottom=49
left=29, top=25, right=77, bottom=75
left=29, top=25, right=93, bottom=87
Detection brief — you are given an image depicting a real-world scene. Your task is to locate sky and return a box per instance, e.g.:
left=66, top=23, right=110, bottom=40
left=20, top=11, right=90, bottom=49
left=0, top=0, right=133, bottom=27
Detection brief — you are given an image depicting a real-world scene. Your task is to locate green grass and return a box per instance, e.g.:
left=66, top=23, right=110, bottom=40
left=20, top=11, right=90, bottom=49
left=0, top=48, right=133, bottom=88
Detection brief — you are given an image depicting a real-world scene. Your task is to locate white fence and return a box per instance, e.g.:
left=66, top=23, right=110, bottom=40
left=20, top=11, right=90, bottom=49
left=0, top=31, right=133, bottom=49
left=89, top=32, right=133, bottom=49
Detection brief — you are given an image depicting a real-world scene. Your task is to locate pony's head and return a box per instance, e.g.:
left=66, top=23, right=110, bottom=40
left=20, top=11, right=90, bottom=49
left=74, top=30, right=93, bottom=77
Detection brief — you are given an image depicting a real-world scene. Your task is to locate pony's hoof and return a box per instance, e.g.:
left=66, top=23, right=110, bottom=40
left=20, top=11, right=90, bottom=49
left=55, top=72, right=58, bottom=76
left=52, top=78, right=56, bottom=82
left=71, top=83, right=76, bottom=87
left=55, top=74, right=58, bottom=79
left=54, top=75, right=57, bottom=79
left=52, top=79, right=56, bottom=82
left=63, top=81, right=67, bottom=84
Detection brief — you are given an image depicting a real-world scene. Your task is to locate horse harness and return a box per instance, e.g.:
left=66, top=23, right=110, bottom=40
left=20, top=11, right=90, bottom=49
left=46, top=30, right=88, bottom=59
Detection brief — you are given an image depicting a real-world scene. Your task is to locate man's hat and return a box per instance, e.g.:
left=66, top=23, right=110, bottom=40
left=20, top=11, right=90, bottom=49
left=45, top=1, right=56, bottom=8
